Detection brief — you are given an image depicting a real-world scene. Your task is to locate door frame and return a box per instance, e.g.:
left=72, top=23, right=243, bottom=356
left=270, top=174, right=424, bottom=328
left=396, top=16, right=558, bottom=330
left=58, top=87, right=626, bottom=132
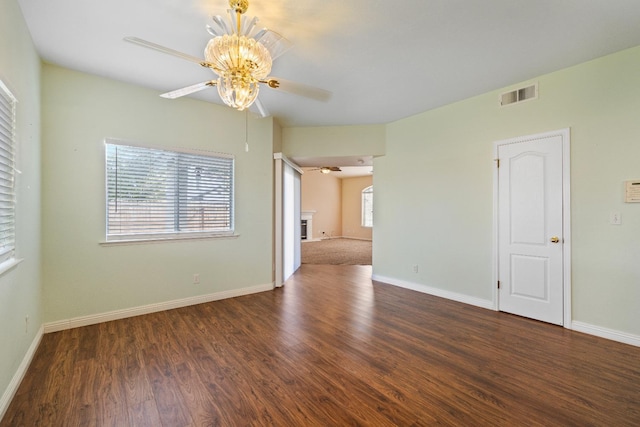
left=492, top=128, right=572, bottom=328
left=274, top=153, right=303, bottom=288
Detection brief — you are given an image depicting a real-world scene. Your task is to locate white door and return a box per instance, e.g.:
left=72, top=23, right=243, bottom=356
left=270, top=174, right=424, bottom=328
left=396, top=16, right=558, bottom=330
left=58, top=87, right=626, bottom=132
left=497, top=132, right=566, bottom=325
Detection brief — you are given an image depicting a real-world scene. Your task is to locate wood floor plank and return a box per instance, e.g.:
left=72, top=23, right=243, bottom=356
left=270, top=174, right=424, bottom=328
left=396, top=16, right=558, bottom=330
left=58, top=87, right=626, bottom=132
left=2, top=264, right=640, bottom=426
left=141, top=343, right=194, bottom=427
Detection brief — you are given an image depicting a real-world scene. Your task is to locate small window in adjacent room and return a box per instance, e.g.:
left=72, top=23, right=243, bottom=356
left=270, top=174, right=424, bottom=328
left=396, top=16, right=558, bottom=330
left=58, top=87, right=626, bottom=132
left=362, top=185, right=373, bottom=228
left=0, top=80, right=17, bottom=265
left=105, top=140, right=235, bottom=242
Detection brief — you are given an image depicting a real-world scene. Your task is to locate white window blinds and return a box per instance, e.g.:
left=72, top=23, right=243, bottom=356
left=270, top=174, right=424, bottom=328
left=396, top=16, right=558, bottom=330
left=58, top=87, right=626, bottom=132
left=0, top=81, right=16, bottom=262
left=106, top=141, right=234, bottom=240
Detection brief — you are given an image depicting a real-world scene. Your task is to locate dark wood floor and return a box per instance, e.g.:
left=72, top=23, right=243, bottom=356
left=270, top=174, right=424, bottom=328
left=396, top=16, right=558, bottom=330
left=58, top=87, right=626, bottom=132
left=2, top=265, right=640, bottom=426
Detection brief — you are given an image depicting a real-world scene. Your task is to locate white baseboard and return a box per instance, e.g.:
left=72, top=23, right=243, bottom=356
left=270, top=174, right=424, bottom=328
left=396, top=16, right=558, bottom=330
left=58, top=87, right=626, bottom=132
left=371, top=274, right=494, bottom=310
left=306, top=236, right=372, bottom=242
left=0, top=325, right=44, bottom=422
left=372, top=274, right=640, bottom=348
left=340, top=236, right=373, bottom=241
left=44, top=282, right=274, bottom=333
left=572, top=321, right=640, bottom=347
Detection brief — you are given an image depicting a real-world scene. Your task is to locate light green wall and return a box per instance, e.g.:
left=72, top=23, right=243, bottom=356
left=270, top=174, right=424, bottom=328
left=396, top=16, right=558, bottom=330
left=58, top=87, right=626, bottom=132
left=0, top=0, right=42, bottom=405
left=272, top=120, right=283, bottom=153
left=41, top=64, right=275, bottom=322
left=282, top=124, right=385, bottom=158
left=375, top=45, right=640, bottom=336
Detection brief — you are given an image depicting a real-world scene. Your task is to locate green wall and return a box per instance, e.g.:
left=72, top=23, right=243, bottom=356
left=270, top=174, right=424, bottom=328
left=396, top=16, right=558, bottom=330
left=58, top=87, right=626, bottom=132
left=0, top=0, right=42, bottom=409
left=375, top=45, right=640, bottom=336
left=282, top=124, right=385, bottom=158
left=41, top=64, right=275, bottom=322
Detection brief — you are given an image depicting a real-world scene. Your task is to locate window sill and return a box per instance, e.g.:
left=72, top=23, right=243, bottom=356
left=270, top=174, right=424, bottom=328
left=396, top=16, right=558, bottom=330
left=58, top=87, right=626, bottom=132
left=0, top=258, right=24, bottom=277
left=100, top=233, right=240, bottom=247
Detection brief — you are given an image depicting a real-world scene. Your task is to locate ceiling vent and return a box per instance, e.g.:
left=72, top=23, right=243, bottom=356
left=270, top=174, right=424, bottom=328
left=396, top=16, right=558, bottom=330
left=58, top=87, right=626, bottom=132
left=500, top=83, right=538, bottom=107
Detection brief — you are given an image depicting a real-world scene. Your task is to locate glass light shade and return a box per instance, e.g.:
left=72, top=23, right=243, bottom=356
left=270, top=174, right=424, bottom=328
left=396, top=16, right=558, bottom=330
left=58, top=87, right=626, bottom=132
left=204, top=34, right=272, bottom=110
left=216, top=74, right=259, bottom=111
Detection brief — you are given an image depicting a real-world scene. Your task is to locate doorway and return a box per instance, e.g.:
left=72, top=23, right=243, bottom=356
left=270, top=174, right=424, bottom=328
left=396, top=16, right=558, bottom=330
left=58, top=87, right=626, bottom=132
left=494, top=129, right=571, bottom=326
left=298, top=164, right=373, bottom=265
left=274, top=153, right=303, bottom=287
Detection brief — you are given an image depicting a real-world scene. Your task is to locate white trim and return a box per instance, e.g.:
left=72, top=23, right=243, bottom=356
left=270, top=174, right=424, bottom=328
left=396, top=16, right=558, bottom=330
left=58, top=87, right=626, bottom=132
left=0, top=258, right=23, bottom=278
left=301, top=236, right=372, bottom=242
left=572, top=321, right=640, bottom=348
left=372, top=274, right=494, bottom=310
left=561, top=129, right=572, bottom=328
left=0, top=325, right=44, bottom=421
left=43, top=283, right=273, bottom=333
left=372, top=275, right=639, bottom=348
left=274, top=156, right=284, bottom=287
left=492, top=151, right=499, bottom=311
left=273, top=152, right=304, bottom=175
left=100, top=233, right=240, bottom=246
left=493, top=128, right=572, bottom=328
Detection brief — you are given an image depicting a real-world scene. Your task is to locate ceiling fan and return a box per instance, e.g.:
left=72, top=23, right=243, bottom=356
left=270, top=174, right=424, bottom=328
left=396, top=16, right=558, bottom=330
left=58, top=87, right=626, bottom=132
left=124, top=0, right=331, bottom=117
left=309, top=166, right=342, bottom=174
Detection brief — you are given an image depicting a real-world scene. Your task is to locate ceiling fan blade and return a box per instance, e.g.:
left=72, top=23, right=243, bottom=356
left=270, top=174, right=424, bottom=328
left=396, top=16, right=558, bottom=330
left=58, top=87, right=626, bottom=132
left=160, top=81, right=216, bottom=99
left=265, top=77, right=332, bottom=102
left=253, top=30, right=293, bottom=61
left=252, top=97, right=270, bottom=118
left=124, top=37, right=212, bottom=68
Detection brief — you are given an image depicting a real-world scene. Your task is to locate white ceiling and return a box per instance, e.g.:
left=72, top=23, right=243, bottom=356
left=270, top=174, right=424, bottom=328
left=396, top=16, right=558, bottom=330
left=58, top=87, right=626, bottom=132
left=292, top=156, right=373, bottom=168
left=296, top=156, right=373, bottom=178
left=301, top=166, right=373, bottom=179
left=17, top=0, right=640, bottom=129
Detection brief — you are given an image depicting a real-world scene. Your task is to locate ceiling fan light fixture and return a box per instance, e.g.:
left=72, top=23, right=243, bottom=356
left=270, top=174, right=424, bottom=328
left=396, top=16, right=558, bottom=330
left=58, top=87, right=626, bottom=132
left=216, top=73, right=259, bottom=111
left=320, top=167, right=331, bottom=174
left=205, top=33, right=272, bottom=111
left=200, top=1, right=289, bottom=112
left=229, top=0, right=249, bottom=14
left=125, top=0, right=327, bottom=116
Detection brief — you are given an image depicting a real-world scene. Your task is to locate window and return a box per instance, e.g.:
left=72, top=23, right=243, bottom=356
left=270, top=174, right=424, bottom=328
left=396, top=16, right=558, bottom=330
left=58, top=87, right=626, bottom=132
left=0, top=80, right=17, bottom=264
left=362, top=185, right=373, bottom=228
left=105, top=141, right=234, bottom=241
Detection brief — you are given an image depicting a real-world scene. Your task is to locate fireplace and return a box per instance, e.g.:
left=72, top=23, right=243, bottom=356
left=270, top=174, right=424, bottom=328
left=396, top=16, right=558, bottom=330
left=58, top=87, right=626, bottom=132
left=301, top=211, right=315, bottom=241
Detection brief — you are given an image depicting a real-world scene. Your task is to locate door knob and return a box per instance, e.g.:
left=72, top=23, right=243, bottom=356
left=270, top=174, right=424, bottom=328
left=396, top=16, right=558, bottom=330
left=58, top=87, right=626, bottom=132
left=550, top=236, right=560, bottom=243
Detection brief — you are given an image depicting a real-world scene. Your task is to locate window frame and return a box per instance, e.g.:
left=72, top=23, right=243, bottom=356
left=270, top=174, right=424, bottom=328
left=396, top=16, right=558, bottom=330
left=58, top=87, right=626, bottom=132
left=0, top=79, right=18, bottom=269
left=361, top=185, right=373, bottom=228
left=103, top=139, right=236, bottom=244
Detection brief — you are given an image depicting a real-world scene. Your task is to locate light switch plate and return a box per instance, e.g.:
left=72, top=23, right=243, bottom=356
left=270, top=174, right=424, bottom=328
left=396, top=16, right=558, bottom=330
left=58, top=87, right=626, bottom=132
left=610, top=212, right=621, bottom=225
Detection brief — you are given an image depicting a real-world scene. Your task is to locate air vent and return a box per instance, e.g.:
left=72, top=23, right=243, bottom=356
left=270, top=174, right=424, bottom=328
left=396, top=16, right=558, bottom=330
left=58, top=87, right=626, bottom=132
left=500, top=83, right=538, bottom=106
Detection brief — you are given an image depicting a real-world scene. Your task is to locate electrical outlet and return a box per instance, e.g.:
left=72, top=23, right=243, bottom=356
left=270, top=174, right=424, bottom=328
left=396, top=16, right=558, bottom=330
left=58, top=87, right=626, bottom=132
left=25, top=315, right=29, bottom=333
left=193, top=274, right=200, bottom=284
left=413, top=264, right=419, bottom=273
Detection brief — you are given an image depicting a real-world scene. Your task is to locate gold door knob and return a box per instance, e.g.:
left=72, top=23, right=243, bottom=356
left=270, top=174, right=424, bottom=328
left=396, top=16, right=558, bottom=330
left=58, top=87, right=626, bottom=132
left=550, top=237, right=560, bottom=243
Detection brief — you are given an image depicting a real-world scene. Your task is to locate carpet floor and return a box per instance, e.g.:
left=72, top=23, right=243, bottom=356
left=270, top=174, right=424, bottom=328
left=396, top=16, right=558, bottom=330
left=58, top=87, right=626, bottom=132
left=301, top=238, right=372, bottom=265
